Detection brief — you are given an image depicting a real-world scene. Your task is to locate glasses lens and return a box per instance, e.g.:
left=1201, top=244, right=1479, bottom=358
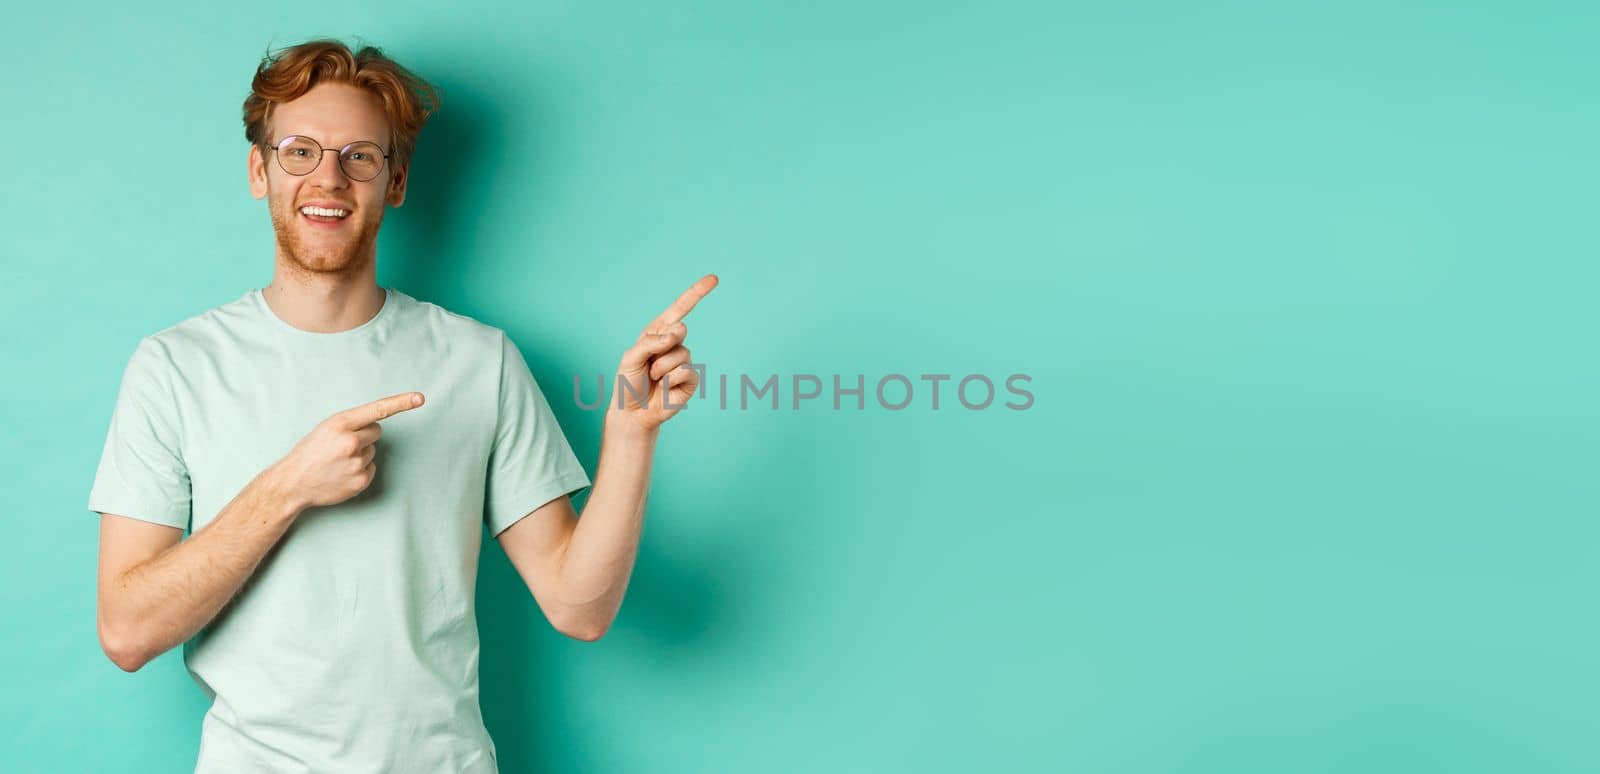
left=339, top=142, right=385, bottom=181
left=277, top=137, right=322, bottom=175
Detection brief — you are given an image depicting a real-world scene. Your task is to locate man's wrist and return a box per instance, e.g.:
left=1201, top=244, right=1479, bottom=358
left=603, top=411, right=660, bottom=445
left=254, top=464, right=307, bottom=522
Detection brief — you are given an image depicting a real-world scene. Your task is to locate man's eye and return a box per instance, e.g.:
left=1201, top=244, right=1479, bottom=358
left=348, top=152, right=370, bottom=161
left=289, top=148, right=311, bottom=157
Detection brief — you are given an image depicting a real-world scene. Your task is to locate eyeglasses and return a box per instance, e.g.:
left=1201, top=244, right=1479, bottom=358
left=268, top=135, right=392, bottom=182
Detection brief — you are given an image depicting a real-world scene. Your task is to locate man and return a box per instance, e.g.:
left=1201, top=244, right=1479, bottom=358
left=87, top=39, right=716, bottom=773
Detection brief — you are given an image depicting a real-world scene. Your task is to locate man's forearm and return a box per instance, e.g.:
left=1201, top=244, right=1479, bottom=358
left=101, top=467, right=304, bottom=671
left=556, top=418, right=659, bottom=636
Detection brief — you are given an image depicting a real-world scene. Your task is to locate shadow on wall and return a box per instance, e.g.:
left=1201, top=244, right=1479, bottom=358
left=374, top=61, right=789, bottom=771
left=477, top=336, right=801, bottom=770
left=380, top=65, right=504, bottom=298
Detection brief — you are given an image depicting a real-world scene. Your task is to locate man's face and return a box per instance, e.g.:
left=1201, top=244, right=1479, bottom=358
left=248, top=83, right=408, bottom=276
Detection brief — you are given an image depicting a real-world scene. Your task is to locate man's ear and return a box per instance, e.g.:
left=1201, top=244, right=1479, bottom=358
left=387, top=162, right=408, bottom=208
left=248, top=145, right=268, bottom=200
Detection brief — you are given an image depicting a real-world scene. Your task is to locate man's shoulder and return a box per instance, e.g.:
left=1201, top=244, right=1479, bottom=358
left=136, top=289, right=258, bottom=360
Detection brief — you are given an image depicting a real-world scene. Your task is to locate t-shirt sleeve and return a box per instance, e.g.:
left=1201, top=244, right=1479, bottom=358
left=484, top=331, right=592, bottom=537
left=87, top=336, right=192, bottom=531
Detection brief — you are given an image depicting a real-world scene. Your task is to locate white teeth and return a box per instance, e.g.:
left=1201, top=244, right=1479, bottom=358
left=299, top=206, right=350, bottom=218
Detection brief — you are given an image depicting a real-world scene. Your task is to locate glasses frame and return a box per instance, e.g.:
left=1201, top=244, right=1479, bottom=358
left=268, top=135, right=394, bottom=182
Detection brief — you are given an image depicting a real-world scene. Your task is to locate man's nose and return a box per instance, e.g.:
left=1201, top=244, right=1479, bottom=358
left=309, top=150, right=350, bottom=188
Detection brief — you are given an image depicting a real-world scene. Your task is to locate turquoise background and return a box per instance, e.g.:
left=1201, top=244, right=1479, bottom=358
left=3, top=1, right=1596, bottom=771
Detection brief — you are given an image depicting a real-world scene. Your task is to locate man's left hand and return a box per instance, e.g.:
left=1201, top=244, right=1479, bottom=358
left=609, top=273, right=719, bottom=433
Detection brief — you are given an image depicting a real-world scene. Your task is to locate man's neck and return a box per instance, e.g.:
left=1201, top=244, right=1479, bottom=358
left=261, top=269, right=386, bottom=334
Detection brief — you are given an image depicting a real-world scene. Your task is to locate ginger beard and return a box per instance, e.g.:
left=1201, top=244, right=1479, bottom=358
left=265, top=180, right=385, bottom=276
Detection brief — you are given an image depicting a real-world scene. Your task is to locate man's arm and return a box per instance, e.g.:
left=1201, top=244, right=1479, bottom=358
left=497, top=421, right=658, bottom=642
left=95, top=390, right=426, bottom=672
left=96, top=467, right=303, bottom=672
left=496, top=274, right=716, bottom=641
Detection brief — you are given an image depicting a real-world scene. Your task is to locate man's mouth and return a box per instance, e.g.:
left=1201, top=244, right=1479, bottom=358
left=299, top=204, right=353, bottom=226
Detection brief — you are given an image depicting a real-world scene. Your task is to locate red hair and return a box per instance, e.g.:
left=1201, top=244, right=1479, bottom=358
left=242, top=39, right=440, bottom=169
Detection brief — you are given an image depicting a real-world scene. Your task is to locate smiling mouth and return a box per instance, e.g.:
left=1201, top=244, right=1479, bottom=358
left=299, top=205, right=352, bottom=224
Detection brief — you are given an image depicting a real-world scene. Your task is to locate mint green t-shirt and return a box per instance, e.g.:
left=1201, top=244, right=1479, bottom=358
left=87, top=286, right=592, bottom=773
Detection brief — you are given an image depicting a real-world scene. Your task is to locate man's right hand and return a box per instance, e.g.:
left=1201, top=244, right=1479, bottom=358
left=268, top=391, right=426, bottom=510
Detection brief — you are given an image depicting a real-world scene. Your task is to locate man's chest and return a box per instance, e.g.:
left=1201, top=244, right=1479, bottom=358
left=172, top=343, right=499, bottom=530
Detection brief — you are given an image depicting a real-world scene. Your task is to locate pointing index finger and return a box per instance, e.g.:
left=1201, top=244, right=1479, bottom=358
left=339, top=391, right=425, bottom=428
left=652, top=273, right=719, bottom=329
